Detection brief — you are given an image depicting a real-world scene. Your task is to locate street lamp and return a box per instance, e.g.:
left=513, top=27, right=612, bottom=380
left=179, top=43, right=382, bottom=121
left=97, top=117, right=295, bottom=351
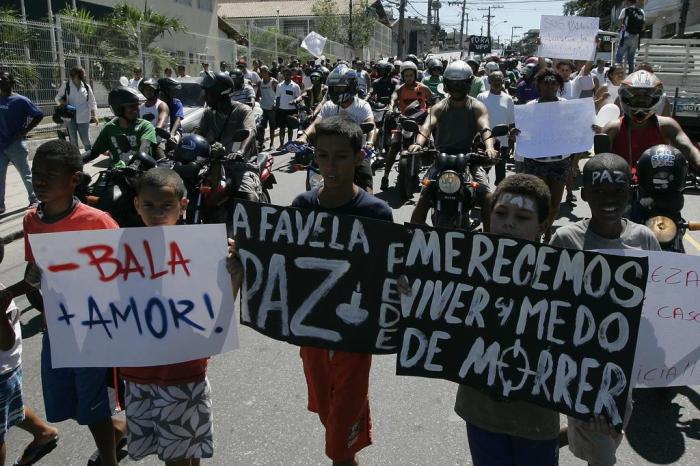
left=510, top=26, right=522, bottom=47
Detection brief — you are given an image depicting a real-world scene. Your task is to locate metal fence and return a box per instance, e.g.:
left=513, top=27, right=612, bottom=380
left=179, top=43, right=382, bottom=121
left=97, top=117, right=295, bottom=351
left=232, top=22, right=354, bottom=65
left=0, top=15, right=238, bottom=111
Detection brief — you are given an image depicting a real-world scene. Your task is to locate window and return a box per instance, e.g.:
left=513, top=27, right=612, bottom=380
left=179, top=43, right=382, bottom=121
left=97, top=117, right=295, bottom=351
left=198, top=0, right=213, bottom=11
left=175, top=0, right=192, bottom=6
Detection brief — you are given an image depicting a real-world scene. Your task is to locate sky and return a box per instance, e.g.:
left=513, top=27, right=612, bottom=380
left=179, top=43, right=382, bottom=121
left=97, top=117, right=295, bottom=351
left=386, top=0, right=569, bottom=45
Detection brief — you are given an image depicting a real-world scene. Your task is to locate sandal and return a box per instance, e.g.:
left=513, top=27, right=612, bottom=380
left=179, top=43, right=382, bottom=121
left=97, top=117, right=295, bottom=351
left=14, top=436, right=59, bottom=466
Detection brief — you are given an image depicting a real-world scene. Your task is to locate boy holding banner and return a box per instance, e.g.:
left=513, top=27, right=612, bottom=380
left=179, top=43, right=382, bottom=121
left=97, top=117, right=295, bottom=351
left=122, top=167, right=214, bottom=465
left=550, top=153, right=661, bottom=465
left=0, top=140, right=126, bottom=466
left=292, top=116, right=393, bottom=465
left=454, top=174, right=561, bottom=465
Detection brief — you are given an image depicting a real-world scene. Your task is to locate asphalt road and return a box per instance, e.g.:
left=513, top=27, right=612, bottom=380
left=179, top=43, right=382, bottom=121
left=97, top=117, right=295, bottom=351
left=2, top=154, right=700, bottom=465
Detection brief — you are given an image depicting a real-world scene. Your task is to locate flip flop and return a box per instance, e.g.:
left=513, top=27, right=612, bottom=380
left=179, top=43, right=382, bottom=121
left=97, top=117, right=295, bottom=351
left=14, top=436, right=59, bottom=466
left=86, top=437, right=127, bottom=466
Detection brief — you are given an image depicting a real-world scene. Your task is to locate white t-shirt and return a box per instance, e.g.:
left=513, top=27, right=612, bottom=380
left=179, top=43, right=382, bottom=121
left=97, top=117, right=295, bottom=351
left=560, top=74, right=594, bottom=100
left=590, top=67, right=609, bottom=84
left=318, top=97, right=373, bottom=124
left=0, top=284, right=21, bottom=375
left=276, top=81, right=302, bottom=110
left=476, top=91, right=514, bottom=147
left=128, top=78, right=142, bottom=90
left=244, top=71, right=261, bottom=88
left=54, top=80, right=98, bottom=124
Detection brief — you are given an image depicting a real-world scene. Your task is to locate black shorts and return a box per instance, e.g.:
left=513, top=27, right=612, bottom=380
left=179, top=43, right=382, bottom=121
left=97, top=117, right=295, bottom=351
left=355, top=159, right=373, bottom=191
left=275, top=108, right=296, bottom=129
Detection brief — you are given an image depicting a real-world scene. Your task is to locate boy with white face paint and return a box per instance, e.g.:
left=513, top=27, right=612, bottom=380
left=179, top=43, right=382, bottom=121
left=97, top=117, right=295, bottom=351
left=550, top=153, right=660, bottom=466
left=455, top=174, right=562, bottom=466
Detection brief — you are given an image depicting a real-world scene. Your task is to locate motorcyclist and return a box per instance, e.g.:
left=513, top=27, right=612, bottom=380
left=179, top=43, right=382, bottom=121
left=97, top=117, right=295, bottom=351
left=229, top=69, right=256, bottom=107
left=85, top=86, right=156, bottom=167
left=196, top=71, right=257, bottom=158
left=599, top=70, right=700, bottom=181
left=409, top=60, right=498, bottom=226
left=467, top=59, right=486, bottom=97
left=372, top=61, right=399, bottom=102
left=298, top=69, right=327, bottom=117
left=405, top=54, right=424, bottom=81
left=422, top=58, right=445, bottom=98
left=157, top=77, right=184, bottom=146
left=138, top=78, right=170, bottom=158
left=296, top=65, right=376, bottom=193
left=380, top=61, right=433, bottom=190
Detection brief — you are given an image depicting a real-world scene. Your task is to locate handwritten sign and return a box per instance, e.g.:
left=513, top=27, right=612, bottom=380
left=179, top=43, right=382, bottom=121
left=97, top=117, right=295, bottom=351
left=514, top=98, right=596, bottom=158
left=469, top=36, right=491, bottom=54
left=232, top=200, right=408, bottom=353
left=30, top=225, right=238, bottom=368
left=395, top=227, right=648, bottom=428
left=538, top=15, right=599, bottom=61
left=598, top=250, right=700, bottom=388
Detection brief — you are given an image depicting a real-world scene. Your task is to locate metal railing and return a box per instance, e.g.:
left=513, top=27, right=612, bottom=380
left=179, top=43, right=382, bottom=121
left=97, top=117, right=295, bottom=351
left=637, top=39, right=700, bottom=94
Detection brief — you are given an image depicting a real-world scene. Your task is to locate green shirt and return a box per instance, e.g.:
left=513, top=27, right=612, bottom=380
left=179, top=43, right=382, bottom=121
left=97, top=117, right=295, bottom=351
left=422, top=75, right=444, bottom=96
left=469, top=78, right=486, bottom=98
left=92, top=118, right=157, bottom=167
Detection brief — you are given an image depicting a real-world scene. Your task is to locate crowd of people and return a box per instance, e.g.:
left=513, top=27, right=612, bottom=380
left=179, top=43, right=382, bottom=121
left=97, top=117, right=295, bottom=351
left=0, top=2, right=699, bottom=463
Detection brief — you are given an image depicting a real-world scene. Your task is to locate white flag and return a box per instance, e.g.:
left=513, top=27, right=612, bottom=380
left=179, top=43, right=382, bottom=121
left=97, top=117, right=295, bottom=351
left=301, top=31, right=327, bottom=58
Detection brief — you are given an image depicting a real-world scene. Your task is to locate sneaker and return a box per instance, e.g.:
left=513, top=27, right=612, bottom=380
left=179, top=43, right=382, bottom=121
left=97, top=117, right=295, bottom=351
left=380, top=177, right=389, bottom=190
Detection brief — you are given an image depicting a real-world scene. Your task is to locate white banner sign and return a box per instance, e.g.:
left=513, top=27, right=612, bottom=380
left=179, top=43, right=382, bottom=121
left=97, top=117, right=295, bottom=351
left=538, top=15, right=599, bottom=61
left=301, top=31, right=327, bottom=58
left=599, top=249, right=700, bottom=388
left=30, top=225, right=238, bottom=368
left=514, top=98, right=596, bottom=158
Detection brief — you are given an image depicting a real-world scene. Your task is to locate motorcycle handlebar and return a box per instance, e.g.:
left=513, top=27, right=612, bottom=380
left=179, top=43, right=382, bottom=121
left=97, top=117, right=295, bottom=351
left=687, top=221, right=700, bottom=231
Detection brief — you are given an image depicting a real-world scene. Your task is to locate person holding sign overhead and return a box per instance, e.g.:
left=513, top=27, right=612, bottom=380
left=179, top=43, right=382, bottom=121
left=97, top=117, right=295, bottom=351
left=454, top=173, right=560, bottom=465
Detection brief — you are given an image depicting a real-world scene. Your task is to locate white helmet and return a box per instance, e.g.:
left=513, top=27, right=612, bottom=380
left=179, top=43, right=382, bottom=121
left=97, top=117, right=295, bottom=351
left=400, top=61, right=418, bottom=78
left=443, top=60, right=474, bottom=99
left=484, top=62, right=500, bottom=75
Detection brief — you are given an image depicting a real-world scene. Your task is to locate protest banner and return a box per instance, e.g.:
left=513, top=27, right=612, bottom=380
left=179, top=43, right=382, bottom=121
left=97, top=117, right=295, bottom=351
left=514, top=98, right=596, bottom=158
left=395, top=226, right=648, bottom=428
left=598, top=250, right=700, bottom=388
left=469, top=36, right=491, bottom=54
left=538, top=15, right=599, bottom=61
left=30, top=225, right=238, bottom=368
left=232, top=200, right=408, bottom=354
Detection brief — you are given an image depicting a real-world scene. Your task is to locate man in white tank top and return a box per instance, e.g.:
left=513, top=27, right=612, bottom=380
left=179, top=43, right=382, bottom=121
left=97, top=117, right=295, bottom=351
left=138, top=79, right=170, bottom=141
left=257, top=66, right=278, bottom=149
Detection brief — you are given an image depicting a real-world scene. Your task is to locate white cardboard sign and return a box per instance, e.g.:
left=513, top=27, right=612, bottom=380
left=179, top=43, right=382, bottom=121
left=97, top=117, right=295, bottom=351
left=599, top=249, right=700, bottom=388
left=30, top=224, right=238, bottom=368
left=514, top=98, right=596, bottom=158
left=538, top=15, right=599, bottom=61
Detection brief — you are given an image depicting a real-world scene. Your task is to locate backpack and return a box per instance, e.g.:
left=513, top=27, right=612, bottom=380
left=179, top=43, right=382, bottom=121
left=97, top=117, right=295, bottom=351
left=61, top=79, right=92, bottom=103
left=624, top=6, right=645, bottom=35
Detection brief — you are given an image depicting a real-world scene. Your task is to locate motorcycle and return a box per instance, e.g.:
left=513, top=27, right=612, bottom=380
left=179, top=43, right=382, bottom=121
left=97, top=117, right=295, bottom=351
left=421, top=125, right=510, bottom=230
left=594, top=135, right=700, bottom=253
left=394, top=101, right=432, bottom=201
left=84, top=134, right=158, bottom=227
left=173, top=130, right=274, bottom=229
left=368, top=96, right=391, bottom=172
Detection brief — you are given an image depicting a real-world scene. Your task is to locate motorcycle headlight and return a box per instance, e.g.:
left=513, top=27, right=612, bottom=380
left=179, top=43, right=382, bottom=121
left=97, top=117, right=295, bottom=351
left=438, top=171, right=461, bottom=194
left=309, top=172, right=324, bottom=189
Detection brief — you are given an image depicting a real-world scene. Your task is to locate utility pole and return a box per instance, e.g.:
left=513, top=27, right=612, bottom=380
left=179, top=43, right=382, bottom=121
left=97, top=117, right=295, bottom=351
left=397, top=0, right=407, bottom=58
left=460, top=2, right=466, bottom=49
left=510, top=25, right=522, bottom=47
left=349, top=0, right=353, bottom=44
left=427, top=0, right=432, bottom=48
left=478, top=5, right=503, bottom=42
left=679, top=0, right=690, bottom=35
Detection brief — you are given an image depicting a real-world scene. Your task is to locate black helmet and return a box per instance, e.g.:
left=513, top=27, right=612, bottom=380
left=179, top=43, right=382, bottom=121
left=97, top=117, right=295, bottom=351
left=108, top=86, right=142, bottom=117
left=637, top=144, right=688, bottom=194
left=173, top=133, right=210, bottom=163
left=157, top=77, right=181, bottom=91
left=138, top=78, right=159, bottom=94
left=405, top=54, right=419, bottom=65
left=426, top=58, right=443, bottom=73
left=376, top=60, right=393, bottom=77
left=199, top=71, right=234, bottom=96
left=229, top=69, right=245, bottom=90
left=327, top=65, right=358, bottom=105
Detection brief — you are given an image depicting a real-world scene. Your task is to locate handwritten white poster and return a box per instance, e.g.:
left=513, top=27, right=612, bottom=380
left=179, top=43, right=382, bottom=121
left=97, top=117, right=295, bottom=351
left=30, top=224, right=238, bottom=368
left=301, top=31, right=327, bottom=58
left=538, top=15, right=599, bottom=61
left=514, top=98, right=596, bottom=158
left=599, top=249, right=700, bottom=388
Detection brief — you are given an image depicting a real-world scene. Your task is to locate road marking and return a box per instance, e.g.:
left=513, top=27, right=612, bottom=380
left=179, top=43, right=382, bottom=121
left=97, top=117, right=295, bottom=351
left=685, top=232, right=700, bottom=253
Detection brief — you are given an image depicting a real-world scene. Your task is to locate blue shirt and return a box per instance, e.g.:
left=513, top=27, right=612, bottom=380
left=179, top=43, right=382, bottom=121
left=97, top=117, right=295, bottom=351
left=515, top=80, right=539, bottom=104
left=166, top=98, right=185, bottom=132
left=0, top=93, right=43, bottom=151
left=292, top=187, right=393, bottom=223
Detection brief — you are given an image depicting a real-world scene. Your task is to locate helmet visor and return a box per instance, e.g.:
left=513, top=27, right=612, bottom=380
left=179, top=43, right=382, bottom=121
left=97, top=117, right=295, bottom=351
left=444, top=78, right=471, bottom=94
left=328, top=85, right=348, bottom=103
left=619, top=87, right=663, bottom=110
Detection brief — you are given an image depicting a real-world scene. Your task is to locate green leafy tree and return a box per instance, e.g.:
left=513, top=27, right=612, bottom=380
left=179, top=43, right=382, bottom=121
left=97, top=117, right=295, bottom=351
left=312, top=0, right=377, bottom=48
left=0, top=7, right=39, bottom=88
left=564, top=0, right=620, bottom=29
